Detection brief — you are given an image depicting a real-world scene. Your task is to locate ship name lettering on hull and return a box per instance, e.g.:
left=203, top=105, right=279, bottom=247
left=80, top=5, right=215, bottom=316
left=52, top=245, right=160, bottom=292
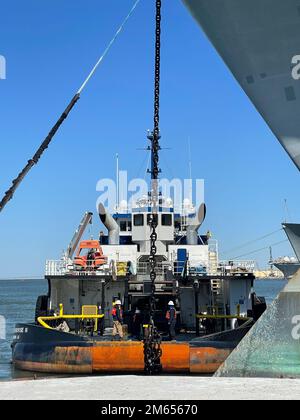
left=291, top=315, right=300, bottom=340
left=291, top=55, right=300, bottom=80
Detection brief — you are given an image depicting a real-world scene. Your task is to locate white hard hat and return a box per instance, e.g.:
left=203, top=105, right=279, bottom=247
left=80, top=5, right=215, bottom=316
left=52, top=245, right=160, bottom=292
left=115, top=300, right=122, bottom=305
left=168, top=301, right=175, bottom=306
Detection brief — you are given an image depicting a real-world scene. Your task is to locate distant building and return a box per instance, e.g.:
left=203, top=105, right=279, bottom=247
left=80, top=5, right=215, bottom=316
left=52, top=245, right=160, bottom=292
left=254, top=269, right=284, bottom=279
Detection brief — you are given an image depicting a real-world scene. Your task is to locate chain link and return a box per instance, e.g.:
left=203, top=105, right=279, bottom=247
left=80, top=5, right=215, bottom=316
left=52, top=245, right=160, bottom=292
left=143, top=0, right=163, bottom=375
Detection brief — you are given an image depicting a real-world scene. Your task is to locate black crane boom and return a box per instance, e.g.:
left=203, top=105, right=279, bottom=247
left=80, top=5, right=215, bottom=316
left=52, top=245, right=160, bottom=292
left=0, top=0, right=140, bottom=213
left=0, top=94, right=80, bottom=213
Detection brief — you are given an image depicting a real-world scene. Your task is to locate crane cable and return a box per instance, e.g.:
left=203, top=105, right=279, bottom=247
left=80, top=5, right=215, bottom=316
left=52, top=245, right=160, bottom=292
left=232, top=239, right=288, bottom=260
left=221, top=228, right=284, bottom=257
left=0, top=0, right=140, bottom=214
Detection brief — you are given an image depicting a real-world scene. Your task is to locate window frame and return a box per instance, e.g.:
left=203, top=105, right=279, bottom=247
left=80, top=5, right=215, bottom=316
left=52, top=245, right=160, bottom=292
left=161, top=214, right=173, bottom=227
left=133, top=214, right=144, bottom=227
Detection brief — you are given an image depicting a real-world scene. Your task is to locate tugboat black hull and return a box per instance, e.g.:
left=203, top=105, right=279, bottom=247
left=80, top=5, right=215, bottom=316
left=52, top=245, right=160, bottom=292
left=12, top=323, right=251, bottom=374
left=12, top=324, right=93, bottom=374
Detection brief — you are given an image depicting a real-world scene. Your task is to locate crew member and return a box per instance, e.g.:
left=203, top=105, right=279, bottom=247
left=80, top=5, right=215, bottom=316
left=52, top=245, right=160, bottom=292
left=112, top=300, right=124, bottom=340
left=99, top=231, right=105, bottom=245
left=166, top=301, right=177, bottom=341
left=87, top=249, right=96, bottom=268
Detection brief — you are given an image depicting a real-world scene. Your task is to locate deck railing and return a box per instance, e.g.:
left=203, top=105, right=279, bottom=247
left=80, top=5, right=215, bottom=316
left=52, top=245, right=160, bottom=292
left=46, top=258, right=255, bottom=277
left=218, top=260, right=256, bottom=274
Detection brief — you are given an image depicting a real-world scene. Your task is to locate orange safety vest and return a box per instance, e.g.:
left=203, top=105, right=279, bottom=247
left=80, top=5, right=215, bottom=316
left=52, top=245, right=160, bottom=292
left=112, top=307, right=123, bottom=321
left=166, top=308, right=177, bottom=320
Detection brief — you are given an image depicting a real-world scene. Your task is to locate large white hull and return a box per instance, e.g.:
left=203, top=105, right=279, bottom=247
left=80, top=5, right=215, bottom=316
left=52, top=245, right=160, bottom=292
left=183, top=0, right=300, bottom=170
left=273, top=262, right=300, bottom=280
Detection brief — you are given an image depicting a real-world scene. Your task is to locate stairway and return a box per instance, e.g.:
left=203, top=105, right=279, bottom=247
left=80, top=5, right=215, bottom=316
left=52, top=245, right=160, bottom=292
left=211, top=278, right=225, bottom=316
left=208, top=239, right=218, bottom=275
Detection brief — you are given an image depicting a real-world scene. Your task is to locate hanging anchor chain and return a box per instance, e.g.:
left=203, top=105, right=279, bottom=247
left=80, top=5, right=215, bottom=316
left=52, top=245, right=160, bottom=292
left=143, top=0, right=163, bottom=376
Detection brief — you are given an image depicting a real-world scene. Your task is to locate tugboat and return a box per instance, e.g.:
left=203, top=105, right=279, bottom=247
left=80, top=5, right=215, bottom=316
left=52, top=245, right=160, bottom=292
left=9, top=1, right=266, bottom=375
left=12, top=198, right=264, bottom=374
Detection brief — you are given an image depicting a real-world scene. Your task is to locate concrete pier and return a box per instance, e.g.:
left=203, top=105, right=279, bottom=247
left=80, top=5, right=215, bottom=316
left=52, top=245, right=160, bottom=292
left=1, top=376, right=300, bottom=400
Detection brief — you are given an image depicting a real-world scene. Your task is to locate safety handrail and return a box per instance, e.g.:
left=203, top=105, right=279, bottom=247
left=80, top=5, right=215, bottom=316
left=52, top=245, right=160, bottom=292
left=196, top=313, right=251, bottom=321
left=196, top=304, right=251, bottom=321
left=37, top=303, right=104, bottom=330
left=45, top=258, right=255, bottom=277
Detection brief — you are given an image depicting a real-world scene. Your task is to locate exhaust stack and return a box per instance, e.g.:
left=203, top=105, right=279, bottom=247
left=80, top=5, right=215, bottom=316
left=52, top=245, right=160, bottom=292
left=186, top=203, right=206, bottom=245
left=98, top=203, right=120, bottom=245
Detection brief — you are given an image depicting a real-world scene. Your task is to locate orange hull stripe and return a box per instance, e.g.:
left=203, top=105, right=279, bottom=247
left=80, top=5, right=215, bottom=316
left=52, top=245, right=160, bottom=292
left=13, top=343, right=232, bottom=374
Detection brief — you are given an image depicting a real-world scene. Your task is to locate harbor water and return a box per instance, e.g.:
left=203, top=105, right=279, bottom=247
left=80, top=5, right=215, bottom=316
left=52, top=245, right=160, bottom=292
left=0, top=278, right=287, bottom=381
left=0, top=279, right=47, bottom=380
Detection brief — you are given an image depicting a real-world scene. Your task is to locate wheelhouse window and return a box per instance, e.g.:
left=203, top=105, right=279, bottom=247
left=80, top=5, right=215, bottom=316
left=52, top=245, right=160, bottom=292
left=162, top=214, right=172, bottom=226
left=134, top=214, right=144, bottom=226
left=120, top=221, right=127, bottom=232
left=120, top=220, right=132, bottom=232
left=147, top=214, right=158, bottom=225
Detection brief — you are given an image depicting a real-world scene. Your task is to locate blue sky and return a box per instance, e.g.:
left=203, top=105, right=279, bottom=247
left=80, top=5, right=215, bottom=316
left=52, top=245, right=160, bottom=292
left=0, top=0, right=299, bottom=278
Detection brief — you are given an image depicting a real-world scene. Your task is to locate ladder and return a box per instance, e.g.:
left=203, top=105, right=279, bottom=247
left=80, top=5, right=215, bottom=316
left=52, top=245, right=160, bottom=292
left=211, top=278, right=225, bottom=315
left=208, top=239, right=219, bottom=275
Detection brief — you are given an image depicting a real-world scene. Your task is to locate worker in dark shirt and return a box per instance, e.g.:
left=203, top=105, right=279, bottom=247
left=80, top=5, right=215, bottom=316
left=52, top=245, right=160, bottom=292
left=112, top=300, right=124, bottom=340
left=166, top=300, right=177, bottom=341
left=87, top=249, right=95, bottom=268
